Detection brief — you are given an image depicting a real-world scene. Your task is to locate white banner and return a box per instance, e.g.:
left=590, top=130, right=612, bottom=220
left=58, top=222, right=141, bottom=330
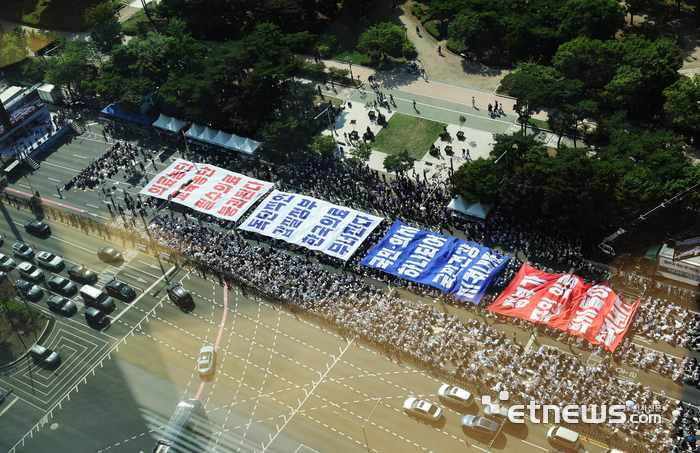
left=140, top=158, right=273, bottom=221
left=239, top=190, right=383, bottom=260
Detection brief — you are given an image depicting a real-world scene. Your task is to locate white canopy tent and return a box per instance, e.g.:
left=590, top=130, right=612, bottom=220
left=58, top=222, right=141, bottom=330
left=447, top=195, right=494, bottom=220
left=184, top=123, right=206, bottom=140
left=152, top=114, right=188, bottom=134
left=182, top=124, right=264, bottom=155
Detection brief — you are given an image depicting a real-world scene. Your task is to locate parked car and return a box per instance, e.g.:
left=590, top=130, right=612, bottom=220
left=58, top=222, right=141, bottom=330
left=13, top=280, right=42, bottom=300
left=12, top=242, right=34, bottom=259
left=18, top=262, right=43, bottom=281
left=105, top=280, right=135, bottom=301
left=46, top=295, right=77, bottom=317
left=437, top=384, right=475, bottom=409
left=97, top=246, right=122, bottom=262
left=547, top=426, right=582, bottom=450
left=403, top=397, right=442, bottom=421
left=48, top=275, right=77, bottom=295
left=197, top=346, right=215, bottom=375
left=461, top=415, right=500, bottom=437
left=0, top=253, right=16, bottom=271
left=36, top=251, right=64, bottom=271
left=28, top=344, right=60, bottom=366
left=167, top=282, right=193, bottom=307
left=24, top=220, right=51, bottom=236
left=67, top=265, right=98, bottom=284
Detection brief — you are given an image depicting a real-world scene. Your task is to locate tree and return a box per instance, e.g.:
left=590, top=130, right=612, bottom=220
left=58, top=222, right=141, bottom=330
left=350, top=143, right=372, bottom=162
left=45, top=40, right=96, bottom=95
left=358, top=22, right=405, bottom=60
left=0, top=27, right=29, bottom=68
left=664, top=73, right=700, bottom=137
left=84, top=0, right=122, bottom=27
left=556, top=0, right=625, bottom=43
left=383, top=150, right=414, bottom=176
left=447, top=12, right=484, bottom=53
left=262, top=114, right=312, bottom=154
left=458, top=115, right=466, bottom=131
left=90, top=17, right=124, bottom=53
left=552, top=37, right=618, bottom=90
left=310, top=135, right=335, bottom=158
left=449, top=158, right=501, bottom=204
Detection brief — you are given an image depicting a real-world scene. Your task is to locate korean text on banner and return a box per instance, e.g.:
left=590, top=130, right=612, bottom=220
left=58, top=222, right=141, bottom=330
left=238, top=190, right=383, bottom=260
left=139, top=158, right=273, bottom=222
left=487, top=264, right=639, bottom=351
left=361, top=220, right=509, bottom=303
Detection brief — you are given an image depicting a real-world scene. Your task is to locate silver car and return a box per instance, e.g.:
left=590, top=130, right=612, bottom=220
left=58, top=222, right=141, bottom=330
left=0, top=253, right=16, bottom=271
left=438, top=384, right=475, bottom=409
left=403, top=397, right=442, bottom=421
left=36, top=251, right=64, bottom=271
left=18, top=262, right=43, bottom=281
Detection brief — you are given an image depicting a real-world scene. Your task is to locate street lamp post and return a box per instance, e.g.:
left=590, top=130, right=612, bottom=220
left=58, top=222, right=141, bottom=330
left=333, top=398, right=381, bottom=453
left=345, top=56, right=354, bottom=86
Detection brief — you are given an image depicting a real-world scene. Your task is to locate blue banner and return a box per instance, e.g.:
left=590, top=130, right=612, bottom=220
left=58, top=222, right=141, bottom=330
left=361, top=220, right=510, bottom=303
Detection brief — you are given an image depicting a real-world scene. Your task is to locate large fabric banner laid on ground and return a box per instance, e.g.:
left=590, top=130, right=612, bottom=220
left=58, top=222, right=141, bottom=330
left=140, top=158, right=273, bottom=221
left=487, top=264, right=640, bottom=351
left=239, top=189, right=383, bottom=260
left=361, top=220, right=510, bottom=303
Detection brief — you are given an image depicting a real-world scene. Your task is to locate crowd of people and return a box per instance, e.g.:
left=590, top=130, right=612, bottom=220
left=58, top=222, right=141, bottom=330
left=83, top=132, right=698, bottom=452
left=64, top=140, right=150, bottom=190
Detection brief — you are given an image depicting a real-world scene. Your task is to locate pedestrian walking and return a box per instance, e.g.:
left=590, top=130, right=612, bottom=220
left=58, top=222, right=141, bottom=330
left=494, top=100, right=499, bottom=111
left=466, top=149, right=471, bottom=160
left=462, top=148, right=466, bottom=158
left=331, top=80, right=335, bottom=91
left=413, top=99, right=416, bottom=109
left=389, top=94, right=394, bottom=104
left=344, top=132, right=348, bottom=141
left=437, top=45, right=442, bottom=55
left=56, top=186, right=61, bottom=197
left=472, top=97, right=476, bottom=108
left=488, top=104, right=493, bottom=115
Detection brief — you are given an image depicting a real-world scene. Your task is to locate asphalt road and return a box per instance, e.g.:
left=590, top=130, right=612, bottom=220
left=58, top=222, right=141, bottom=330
left=0, top=120, right=689, bottom=453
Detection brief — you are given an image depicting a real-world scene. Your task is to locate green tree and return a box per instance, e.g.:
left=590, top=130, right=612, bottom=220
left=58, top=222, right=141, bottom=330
left=262, top=114, right=312, bottom=154
left=358, top=22, right=405, bottom=60
left=350, top=143, right=372, bottom=162
left=552, top=37, right=618, bottom=90
left=310, top=135, right=335, bottom=158
left=449, top=158, right=501, bottom=204
left=84, top=0, right=122, bottom=27
left=556, top=0, right=625, bottom=42
left=383, top=150, right=414, bottom=176
left=664, top=73, right=700, bottom=136
left=45, top=40, right=95, bottom=95
left=447, top=12, right=484, bottom=53
left=0, top=28, right=29, bottom=68
left=90, top=17, right=124, bottom=53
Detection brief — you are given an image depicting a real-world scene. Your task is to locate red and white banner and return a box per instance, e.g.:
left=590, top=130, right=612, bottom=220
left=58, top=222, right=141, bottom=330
left=488, top=264, right=639, bottom=351
left=140, top=158, right=273, bottom=221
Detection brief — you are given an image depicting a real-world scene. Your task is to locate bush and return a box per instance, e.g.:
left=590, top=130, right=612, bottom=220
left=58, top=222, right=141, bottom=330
left=410, top=3, right=428, bottom=22
left=328, top=67, right=350, bottom=82
left=314, top=35, right=337, bottom=58
left=402, top=40, right=417, bottom=59
left=446, top=38, right=469, bottom=54
left=424, top=20, right=442, bottom=39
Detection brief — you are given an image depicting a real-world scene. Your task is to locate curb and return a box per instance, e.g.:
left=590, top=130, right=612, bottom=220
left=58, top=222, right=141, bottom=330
left=0, top=314, right=55, bottom=372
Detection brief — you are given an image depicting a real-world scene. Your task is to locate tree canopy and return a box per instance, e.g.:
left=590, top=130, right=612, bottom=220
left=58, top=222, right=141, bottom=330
left=358, top=22, right=406, bottom=60
left=663, top=73, right=700, bottom=137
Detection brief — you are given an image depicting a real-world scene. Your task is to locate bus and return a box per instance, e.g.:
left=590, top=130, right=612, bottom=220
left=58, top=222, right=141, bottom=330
left=152, top=398, right=213, bottom=453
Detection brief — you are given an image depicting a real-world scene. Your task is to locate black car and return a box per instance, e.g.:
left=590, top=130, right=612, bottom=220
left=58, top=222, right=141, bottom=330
left=13, top=280, right=42, bottom=300
left=24, top=220, right=51, bottom=236
left=167, top=283, right=193, bottom=307
left=97, top=246, right=123, bottom=262
left=105, top=280, right=136, bottom=301
left=48, top=275, right=78, bottom=295
left=67, top=265, right=98, bottom=284
left=46, top=295, right=77, bottom=317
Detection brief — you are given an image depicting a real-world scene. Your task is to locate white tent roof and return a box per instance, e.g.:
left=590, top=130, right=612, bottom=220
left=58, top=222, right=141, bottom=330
left=152, top=114, right=171, bottom=130
left=213, top=130, right=233, bottom=147
left=185, top=123, right=206, bottom=140
left=202, top=126, right=218, bottom=143
left=447, top=195, right=493, bottom=220
left=152, top=114, right=188, bottom=134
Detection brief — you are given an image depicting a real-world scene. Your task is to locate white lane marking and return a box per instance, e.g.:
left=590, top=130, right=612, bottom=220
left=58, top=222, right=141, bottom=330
left=137, top=260, right=160, bottom=270
left=521, top=440, right=548, bottom=451
left=0, top=396, right=19, bottom=417
left=43, top=161, right=80, bottom=172
left=48, top=177, right=61, bottom=182
left=18, top=184, right=31, bottom=189
left=86, top=204, right=100, bottom=209
left=72, top=154, right=88, bottom=159
left=123, top=272, right=147, bottom=283
left=125, top=264, right=159, bottom=279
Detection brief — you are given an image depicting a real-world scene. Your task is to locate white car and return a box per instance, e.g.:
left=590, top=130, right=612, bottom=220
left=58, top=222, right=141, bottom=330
left=197, top=346, right=215, bottom=375
left=0, top=253, right=15, bottom=271
left=403, top=397, right=442, bottom=421
left=18, top=262, right=43, bottom=281
left=36, top=251, right=64, bottom=271
left=437, top=384, right=475, bottom=409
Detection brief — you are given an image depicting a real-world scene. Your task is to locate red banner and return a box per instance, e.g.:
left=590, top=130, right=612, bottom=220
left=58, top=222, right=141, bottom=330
left=488, top=264, right=639, bottom=351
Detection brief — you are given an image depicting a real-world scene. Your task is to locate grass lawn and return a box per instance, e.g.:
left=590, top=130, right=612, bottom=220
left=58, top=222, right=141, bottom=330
left=517, top=117, right=550, bottom=131
left=0, top=0, right=104, bottom=30
left=314, top=95, right=344, bottom=107
left=0, top=303, right=48, bottom=366
left=372, top=113, right=445, bottom=160
left=121, top=9, right=166, bottom=35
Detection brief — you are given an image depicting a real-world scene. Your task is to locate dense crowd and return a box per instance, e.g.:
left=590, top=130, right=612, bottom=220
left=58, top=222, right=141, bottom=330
left=64, top=140, right=151, bottom=190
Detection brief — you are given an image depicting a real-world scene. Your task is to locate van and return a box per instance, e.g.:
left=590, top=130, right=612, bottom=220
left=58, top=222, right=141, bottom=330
left=80, top=285, right=116, bottom=312
left=85, top=307, right=110, bottom=327
left=547, top=426, right=581, bottom=450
